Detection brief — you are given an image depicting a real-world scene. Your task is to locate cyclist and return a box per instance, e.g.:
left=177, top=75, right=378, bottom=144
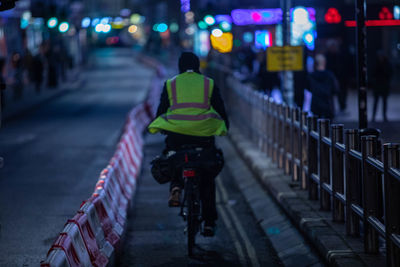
left=148, top=52, right=229, bottom=236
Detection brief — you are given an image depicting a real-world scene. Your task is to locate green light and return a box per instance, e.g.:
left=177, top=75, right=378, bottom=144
left=47, top=17, right=58, bottom=28
left=220, top=21, right=232, bottom=32
left=170, top=23, right=179, bottom=33
left=233, top=39, right=242, bottom=47
left=204, top=15, right=215, bottom=26
left=58, top=22, right=69, bottom=33
left=153, top=23, right=159, bottom=32
left=157, top=23, right=168, bottom=33
left=198, top=21, right=208, bottom=30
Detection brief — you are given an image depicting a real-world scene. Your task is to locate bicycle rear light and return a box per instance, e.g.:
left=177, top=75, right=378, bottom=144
left=183, top=170, right=196, bottom=177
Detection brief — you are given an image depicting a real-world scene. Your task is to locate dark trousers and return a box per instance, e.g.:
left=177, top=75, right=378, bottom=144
left=165, top=133, right=218, bottom=223
left=372, top=93, right=388, bottom=121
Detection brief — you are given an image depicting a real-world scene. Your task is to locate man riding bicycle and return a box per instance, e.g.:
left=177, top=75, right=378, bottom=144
left=148, top=52, right=229, bottom=237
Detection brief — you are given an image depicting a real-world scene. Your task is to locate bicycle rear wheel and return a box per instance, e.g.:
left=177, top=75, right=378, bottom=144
left=187, top=194, right=196, bottom=256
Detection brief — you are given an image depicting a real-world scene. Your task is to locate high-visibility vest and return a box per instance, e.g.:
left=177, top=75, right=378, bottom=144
left=148, top=71, right=228, bottom=136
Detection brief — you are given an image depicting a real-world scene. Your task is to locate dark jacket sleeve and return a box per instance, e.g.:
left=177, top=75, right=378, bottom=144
left=156, top=82, right=170, bottom=117
left=211, top=85, right=230, bottom=129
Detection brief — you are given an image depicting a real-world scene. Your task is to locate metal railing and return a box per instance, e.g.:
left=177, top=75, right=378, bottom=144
left=211, top=67, right=400, bottom=266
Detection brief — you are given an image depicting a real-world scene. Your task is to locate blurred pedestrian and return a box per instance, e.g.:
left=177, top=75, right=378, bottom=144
left=0, top=57, right=6, bottom=110
left=326, top=40, right=347, bottom=113
left=10, top=52, right=24, bottom=100
left=46, top=44, right=58, bottom=88
left=372, top=52, right=392, bottom=122
left=32, top=46, right=44, bottom=93
left=23, top=48, right=34, bottom=85
left=308, top=54, right=339, bottom=120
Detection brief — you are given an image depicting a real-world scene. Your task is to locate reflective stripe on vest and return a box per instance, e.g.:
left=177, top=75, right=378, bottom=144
left=169, top=77, right=210, bottom=111
left=162, top=113, right=222, bottom=121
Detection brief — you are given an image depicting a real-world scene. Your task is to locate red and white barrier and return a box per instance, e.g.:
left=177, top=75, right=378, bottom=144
left=41, top=56, right=165, bottom=267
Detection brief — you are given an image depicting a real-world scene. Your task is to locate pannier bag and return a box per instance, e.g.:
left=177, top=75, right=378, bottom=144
left=150, top=147, right=224, bottom=184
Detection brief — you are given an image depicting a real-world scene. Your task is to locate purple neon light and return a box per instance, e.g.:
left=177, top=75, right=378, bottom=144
left=232, top=9, right=282, bottom=25
left=215, top=15, right=232, bottom=24
left=181, top=0, right=190, bottom=13
left=231, top=7, right=316, bottom=25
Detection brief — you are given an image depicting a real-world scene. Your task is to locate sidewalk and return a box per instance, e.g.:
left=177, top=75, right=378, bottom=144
left=335, top=90, right=400, bottom=143
left=1, top=67, right=83, bottom=123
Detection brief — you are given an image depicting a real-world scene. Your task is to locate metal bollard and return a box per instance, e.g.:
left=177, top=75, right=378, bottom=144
left=345, top=129, right=360, bottom=236
left=300, top=111, right=308, bottom=189
left=307, top=115, right=319, bottom=200
left=384, top=143, right=400, bottom=267
left=318, top=119, right=331, bottom=211
left=361, top=135, right=380, bottom=254
left=331, top=124, right=345, bottom=222
left=292, top=108, right=301, bottom=181
left=284, top=105, right=292, bottom=175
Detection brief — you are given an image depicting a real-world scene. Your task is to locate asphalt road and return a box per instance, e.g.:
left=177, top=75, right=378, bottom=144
left=0, top=48, right=153, bottom=266
left=117, top=134, right=282, bottom=266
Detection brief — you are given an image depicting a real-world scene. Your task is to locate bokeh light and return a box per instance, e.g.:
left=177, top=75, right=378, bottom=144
left=170, top=23, right=179, bottom=33
left=210, top=32, right=233, bottom=53
left=58, top=22, right=69, bottom=33
left=128, top=25, right=138, bottom=33
left=211, top=28, right=223, bottom=37
left=220, top=21, right=232, bottom=32
left=81, top=17, right=91, bottom=28
left=204, top=15, right=216, bottom=26
left=47, top=17, right=58, bottom=29
left=198, top=21, right=208, bottom=30
left=157, top=23, right=168, bottom=33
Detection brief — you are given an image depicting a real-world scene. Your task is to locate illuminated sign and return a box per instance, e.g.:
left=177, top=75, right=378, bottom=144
left=210, top=32, right=233, bottom=53
left=394, top=6, right=400, bottom=20
left=231, top=8, right=315, bottom=26
left=255, top=30, right=272, bottom=50
left=215, top=15, right=232, bottom=24
left=194, top=30, right=210, bottom=57
left=345, top=20, right=400, bottom=27
left=181, top=0, right=190, bottom=13
left=325, top=8, right=341, bottom=24
left=232, top=9, right=282, bottom=25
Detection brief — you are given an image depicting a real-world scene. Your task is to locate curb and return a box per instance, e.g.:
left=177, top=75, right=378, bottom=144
left=228, top=126, right=385, bottom=267
left=219, top=137, right=323, bottom=267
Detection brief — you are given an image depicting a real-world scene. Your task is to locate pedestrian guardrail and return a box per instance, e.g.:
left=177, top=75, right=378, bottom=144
left=210, top=66, right=400, bottom=266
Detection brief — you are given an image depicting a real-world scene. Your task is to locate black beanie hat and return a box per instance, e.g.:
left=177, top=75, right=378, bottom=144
left=178, top=52, right=200, bottom=73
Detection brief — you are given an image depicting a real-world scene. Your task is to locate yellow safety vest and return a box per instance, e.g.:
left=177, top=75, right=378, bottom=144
left=148, top=71, right=228, bottom=136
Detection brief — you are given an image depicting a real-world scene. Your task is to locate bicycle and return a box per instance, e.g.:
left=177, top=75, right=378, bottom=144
left=175, top=147, right=204, bottom=256
left=152, top=145, right=223, bottom=256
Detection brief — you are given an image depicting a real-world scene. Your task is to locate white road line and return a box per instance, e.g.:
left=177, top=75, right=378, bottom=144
left=217, top=177, right=261, bottom=267
left=216, top=190, right=247, bottom=266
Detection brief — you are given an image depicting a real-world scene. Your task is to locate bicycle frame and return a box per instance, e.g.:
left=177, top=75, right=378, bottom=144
left=179, top=164, right=203, bottom=256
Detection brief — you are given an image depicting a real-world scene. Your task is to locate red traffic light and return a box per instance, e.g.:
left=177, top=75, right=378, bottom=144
left=325, top=8, right=342, bottom=24
left=379, top=7, right=393, bottom=20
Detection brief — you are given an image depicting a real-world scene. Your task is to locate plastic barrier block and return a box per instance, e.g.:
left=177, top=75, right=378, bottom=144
left=61, top=223, right=93, bottom=267
left=68, top=213, right=108, bottom=267
left=89, top=195, right=121, bottom=246
left=48, top=234, right=80, bottom=267
left=79, top=202, right=114, bottom=257
left=41, top=249, right=70, bottom=267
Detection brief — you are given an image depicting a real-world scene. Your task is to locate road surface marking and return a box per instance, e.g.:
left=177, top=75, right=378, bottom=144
left=217, top=177, right=261, bottom=267
left=216, top=191, right=247, bottom=266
